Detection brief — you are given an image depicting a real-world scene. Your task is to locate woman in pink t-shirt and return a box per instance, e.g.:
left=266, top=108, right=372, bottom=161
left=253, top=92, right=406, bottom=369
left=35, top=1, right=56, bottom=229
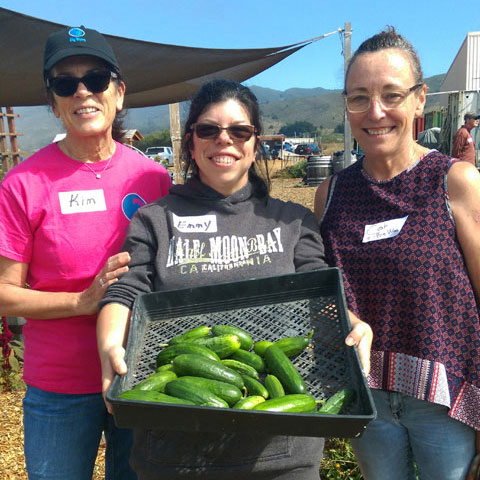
left=0, top=25, right=171, bottom=480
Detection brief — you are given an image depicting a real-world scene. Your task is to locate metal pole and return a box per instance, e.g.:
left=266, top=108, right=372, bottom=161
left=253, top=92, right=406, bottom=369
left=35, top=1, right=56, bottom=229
left=343, top=22, right=352, bottom=167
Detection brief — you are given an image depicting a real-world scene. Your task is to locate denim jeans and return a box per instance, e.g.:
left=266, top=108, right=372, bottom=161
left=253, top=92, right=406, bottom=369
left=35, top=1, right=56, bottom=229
left=23, top=385, right=137, bottom=480
left=350, top=389, right=475, bottom=480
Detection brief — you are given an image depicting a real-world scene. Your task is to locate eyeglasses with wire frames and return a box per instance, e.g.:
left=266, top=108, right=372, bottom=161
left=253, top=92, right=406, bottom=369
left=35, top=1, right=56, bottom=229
left=190, top=123, right=257, bottom=142
left=46, top=70, right=118, bottom=97
left=344, top=83, right=424, bottom=113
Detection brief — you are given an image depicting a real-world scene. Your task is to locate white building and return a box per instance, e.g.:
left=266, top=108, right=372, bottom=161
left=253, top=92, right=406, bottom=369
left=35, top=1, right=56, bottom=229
left=440, top=32, right=480, bottom=93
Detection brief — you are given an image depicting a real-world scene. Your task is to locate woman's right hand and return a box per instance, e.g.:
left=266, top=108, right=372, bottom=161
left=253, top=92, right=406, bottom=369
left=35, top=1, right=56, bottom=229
left=97, top=302, right=132, bottom=413
left=101, top=344, right=128, bottom=414
left=77, top=251, right=131, bottom=316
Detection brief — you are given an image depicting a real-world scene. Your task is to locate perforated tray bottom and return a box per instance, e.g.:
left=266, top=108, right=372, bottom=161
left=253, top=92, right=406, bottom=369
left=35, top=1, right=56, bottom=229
left=128, top=298, right=347, bottom=402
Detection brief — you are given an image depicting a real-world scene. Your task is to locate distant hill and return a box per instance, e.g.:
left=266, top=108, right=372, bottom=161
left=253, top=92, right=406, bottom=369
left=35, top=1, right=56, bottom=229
left=11, top=74, right=445, bottom=155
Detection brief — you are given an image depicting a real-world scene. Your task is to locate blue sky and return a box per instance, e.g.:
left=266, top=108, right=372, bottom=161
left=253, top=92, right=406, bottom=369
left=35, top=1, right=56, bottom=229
left=2, top=0, right=477, bottom=91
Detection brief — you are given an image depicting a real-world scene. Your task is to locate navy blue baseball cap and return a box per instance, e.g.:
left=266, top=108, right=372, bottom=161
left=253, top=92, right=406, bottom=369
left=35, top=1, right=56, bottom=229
left=43, top=26, right=120, bottom=79
left=464, top=111, right=480, bottom=121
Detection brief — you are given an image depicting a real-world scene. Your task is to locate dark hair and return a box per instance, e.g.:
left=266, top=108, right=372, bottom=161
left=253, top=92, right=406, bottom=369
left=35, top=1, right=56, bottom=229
left=45, top=62, right=127, bottom=143
left=181, top=79, right=270, bottom=196
left=344, top=26, right=423, bottom=94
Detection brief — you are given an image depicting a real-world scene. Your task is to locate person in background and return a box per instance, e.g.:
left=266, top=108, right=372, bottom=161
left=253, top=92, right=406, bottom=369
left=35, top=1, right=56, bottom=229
left=0, top=25, right=171, bottom=479
left=97, top=78, right=372, bottom=480
left=452, top=111, right=479, bottom=167
left=315, top=27, right=480, bottom=480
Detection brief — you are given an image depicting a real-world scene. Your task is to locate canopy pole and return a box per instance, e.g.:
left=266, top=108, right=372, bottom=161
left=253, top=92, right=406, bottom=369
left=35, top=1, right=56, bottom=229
left=343, top=22, right=352, bottom=167
left=169, top=103, right=183, bottom=184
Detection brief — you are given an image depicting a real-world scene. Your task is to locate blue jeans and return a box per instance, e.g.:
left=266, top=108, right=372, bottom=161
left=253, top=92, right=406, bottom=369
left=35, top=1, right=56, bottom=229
left=23, top=385, right=137, bottom=480
left=350, top=389, right=475, bottom=480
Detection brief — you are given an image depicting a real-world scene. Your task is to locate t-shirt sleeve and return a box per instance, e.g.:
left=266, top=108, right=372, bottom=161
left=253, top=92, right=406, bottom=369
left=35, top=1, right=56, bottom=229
left=99, top=208, right=158, bottom=311
left=0, top=182, right=33, bottom=262
left=293, top=209, right=329, bottom=272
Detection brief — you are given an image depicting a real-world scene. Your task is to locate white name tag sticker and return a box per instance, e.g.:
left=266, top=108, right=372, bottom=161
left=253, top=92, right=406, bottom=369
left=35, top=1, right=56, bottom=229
left=363, top=216, right=408, bottom=243
left=172, top=213, right=217, bottom=233
left=59, top=189, right=107, bottom=214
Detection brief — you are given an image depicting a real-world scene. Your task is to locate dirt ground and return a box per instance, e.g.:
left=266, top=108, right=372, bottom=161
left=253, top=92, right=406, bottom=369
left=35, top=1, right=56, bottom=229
left=0, top=170, right=318, bottom=480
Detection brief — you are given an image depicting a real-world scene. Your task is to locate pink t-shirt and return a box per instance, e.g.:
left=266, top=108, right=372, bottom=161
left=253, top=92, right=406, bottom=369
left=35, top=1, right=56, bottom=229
left=0, top=142, right=172, bottom=393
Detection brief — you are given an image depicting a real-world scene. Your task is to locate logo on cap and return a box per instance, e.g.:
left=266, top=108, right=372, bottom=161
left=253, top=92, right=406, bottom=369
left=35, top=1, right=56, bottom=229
left=68, top=28, right=85, bottom=38
left=68, top=27, right=86, bottom=43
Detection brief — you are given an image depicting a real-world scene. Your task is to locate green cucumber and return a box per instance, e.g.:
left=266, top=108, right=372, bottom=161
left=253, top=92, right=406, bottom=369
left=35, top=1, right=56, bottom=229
left=211, top=325, right=253, bottom=350
left=172, top=354, right=244, bottom=390
left=155, top=343, right=220, bottom=367
left=264, top=344, right=307, bottom=394
left=274, top=330, right=313, bottom=357
left=156, top=363, right=174, bottom=372
left=191, top=334, right=242, bottom=358
left=172, top=376, right=242, bottom=406
left=264, top=374, right=285, bottom=399
left=168, top=325, right=212, bottom=345
left=221, top=359, right=259, bottom=379
left=241, top=374, right=269, bottom=399
left=253, top=340, right=274, bottom=356
left=233, top=395, right=266, bottom=410
left=119, top=389, right=195, bottom=405
left=317, top=389, right=356, bottom=415
left=230, top=349, right=266, bottom=373
left=253, top=394, right=316, bottom=413
left=132, top=370, right=177, bottom=392
left=165, top=378, right=228, bottom=408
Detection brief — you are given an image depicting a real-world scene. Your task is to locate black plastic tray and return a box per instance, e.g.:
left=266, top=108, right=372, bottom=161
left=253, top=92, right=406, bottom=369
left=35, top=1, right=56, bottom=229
left=107, top=268, right=376, bottom=438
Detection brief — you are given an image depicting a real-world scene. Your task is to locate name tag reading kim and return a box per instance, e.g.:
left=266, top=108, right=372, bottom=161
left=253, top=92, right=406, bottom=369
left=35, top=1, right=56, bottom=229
left=363, top=216, right=408, bottom=243
left=59, top=189, right=107, bottom=214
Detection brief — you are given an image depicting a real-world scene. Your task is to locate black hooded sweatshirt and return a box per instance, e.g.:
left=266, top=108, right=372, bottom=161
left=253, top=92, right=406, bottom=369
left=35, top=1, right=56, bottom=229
left=101, top=177, right=329, bottom=478
left=102, top=177, right=328, bottom=310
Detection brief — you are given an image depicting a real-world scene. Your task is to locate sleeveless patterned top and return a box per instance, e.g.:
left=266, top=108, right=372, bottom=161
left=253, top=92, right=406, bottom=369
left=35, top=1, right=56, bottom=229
left=320, top=150, right=480, bottom=429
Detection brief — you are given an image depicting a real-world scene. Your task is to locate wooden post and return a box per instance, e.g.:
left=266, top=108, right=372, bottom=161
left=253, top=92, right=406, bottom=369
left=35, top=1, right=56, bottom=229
left=169, top=103, right=183, bottom=184
left=0, top=106, right=23, bottom=173
left=7, top=108, right=21, bottom=166
left=343, top=22, right=352, bottom=167
left=0, top=107, right=11, bottom=172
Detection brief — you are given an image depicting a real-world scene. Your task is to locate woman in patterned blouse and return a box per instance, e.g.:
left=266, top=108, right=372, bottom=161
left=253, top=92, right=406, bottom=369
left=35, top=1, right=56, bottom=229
left=315, top=27, right=480, bottom=480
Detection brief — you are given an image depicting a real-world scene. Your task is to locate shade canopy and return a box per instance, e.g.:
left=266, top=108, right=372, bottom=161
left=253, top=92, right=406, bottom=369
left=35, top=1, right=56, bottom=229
left=0, top=7, right=326, bottom=108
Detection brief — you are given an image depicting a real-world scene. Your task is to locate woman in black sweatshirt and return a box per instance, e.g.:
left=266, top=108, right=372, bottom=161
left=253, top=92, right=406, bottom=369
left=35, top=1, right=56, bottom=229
left=97, top=79, right=372, bottom=479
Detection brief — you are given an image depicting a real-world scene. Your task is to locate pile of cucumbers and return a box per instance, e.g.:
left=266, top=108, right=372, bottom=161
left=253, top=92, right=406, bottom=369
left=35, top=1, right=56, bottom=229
left=119, top=324, right=354, bottom=414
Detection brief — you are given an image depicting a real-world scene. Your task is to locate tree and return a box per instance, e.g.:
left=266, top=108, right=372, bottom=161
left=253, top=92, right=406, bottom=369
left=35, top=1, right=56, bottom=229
left=333, top=123, right=345, bottom=134
left=134, top=129, right=172, bottom=152
left=279, top=121, right=317, bottom=137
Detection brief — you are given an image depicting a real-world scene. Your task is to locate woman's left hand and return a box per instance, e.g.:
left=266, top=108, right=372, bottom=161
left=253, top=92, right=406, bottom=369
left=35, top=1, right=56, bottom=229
left=345, top=310, right=373, bottom=376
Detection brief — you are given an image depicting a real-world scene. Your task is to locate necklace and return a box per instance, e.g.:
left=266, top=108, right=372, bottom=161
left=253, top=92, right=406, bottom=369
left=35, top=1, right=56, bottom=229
left=361, top=150, right=425, bottom=184
left=60, top=140, right=115, bottom=179
left=82, top=157, right=113, bottom=179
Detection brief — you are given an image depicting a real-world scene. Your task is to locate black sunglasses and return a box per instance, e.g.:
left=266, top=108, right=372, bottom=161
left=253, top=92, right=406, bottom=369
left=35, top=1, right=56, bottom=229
left=46, top=70, right=118, bottom=97
left=190, top=123, right=256, bottom=141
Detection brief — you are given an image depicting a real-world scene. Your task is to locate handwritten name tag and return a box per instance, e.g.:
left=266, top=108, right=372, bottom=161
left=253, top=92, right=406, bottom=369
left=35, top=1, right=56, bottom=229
left=172, top=213, right=217, bottom=233
left=59, top=189, right=107, bottom=214
left=363, top=216, right=408, bottom=243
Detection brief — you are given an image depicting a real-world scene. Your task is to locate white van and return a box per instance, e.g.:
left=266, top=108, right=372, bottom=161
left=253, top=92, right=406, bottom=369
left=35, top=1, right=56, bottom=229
left=145, top=146, right=174, bottom=166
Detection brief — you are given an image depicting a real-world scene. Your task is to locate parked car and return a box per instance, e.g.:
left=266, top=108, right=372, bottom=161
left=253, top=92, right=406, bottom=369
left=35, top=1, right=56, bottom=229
left=272, top=142, right=295, bottom=159
left=145, top=146, right=174, bottom=166
left=256, top=142, right=272, bottom=161
left=125, top=144, right=149, bottom=158
left=294, top=143, right=322, bottom=156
